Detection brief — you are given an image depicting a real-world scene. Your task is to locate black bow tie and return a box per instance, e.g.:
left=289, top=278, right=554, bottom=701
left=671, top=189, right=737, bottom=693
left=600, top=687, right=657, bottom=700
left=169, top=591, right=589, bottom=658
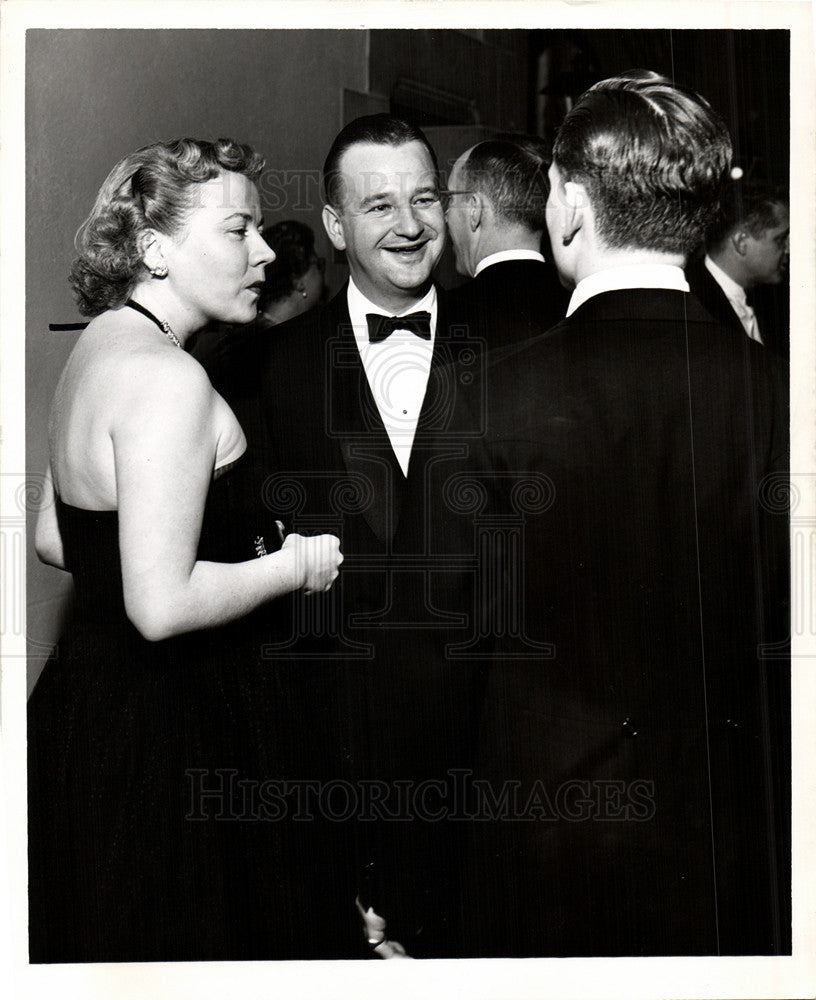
left=366, top=311, right=432, bottom=343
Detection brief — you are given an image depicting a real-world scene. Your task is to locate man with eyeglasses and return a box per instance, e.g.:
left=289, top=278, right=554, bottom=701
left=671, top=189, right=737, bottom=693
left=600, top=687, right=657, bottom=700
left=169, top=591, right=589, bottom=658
left=444, top=135, right=569, bottom=352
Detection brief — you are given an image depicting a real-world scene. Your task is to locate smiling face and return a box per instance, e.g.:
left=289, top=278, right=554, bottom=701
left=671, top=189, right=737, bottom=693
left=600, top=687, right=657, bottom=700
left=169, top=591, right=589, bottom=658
left=322, top=140, right=445, bottom=312
left=160, top=171, right=274, bottom=327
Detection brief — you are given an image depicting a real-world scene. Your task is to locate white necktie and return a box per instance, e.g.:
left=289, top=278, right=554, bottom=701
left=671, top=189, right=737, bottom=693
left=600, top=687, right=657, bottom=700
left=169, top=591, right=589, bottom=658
left=738, top=301, right=763, bottom=345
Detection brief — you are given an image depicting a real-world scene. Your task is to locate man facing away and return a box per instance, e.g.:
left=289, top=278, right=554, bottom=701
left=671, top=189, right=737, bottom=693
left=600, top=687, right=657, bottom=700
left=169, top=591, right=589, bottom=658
left=444, top=135, right=569, bottom=350
left=686, top=177, right=790, bottom=358
left=468, top=71, right=789, bottom=958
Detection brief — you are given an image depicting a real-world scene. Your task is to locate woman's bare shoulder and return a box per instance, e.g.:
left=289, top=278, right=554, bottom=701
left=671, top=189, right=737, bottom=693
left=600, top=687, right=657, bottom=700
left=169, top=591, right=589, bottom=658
left=58, top=315, right=247, bottom=467
left=83, top=319, right=216, bottom=406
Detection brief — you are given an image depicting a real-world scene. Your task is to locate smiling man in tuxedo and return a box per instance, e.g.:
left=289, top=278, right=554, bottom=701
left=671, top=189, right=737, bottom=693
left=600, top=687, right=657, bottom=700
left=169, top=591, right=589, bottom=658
left=206, top=114, right=487, bottom=959
left=319, top=116, right=446, bottom=479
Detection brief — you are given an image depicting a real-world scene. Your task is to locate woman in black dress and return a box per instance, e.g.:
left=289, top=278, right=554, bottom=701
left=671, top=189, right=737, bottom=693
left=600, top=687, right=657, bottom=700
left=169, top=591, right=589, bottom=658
left=28, top=138, right=343, bottom=962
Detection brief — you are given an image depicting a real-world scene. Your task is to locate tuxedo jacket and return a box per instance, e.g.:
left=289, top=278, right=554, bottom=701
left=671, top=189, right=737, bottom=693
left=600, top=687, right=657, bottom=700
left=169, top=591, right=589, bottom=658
left=686, top=256, right=790, bottom=362
left=205, top=281, right=488, bottom=752
left=203, top=285, right=490, bottom=954
left=464, top=288, right=790, bottom=957
left=444, top=257, right=570, bottom=353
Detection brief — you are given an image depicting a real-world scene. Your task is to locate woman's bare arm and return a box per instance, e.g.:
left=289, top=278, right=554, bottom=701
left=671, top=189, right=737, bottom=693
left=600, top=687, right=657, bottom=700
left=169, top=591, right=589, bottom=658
left=34, top=466, right=66, bottom=570
left=113, top=354, right=340, bottom=642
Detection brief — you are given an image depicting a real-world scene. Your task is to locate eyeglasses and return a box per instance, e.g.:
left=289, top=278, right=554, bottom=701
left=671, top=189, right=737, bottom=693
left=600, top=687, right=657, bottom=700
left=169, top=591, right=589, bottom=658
left=439, top=189, right=475, bottom=211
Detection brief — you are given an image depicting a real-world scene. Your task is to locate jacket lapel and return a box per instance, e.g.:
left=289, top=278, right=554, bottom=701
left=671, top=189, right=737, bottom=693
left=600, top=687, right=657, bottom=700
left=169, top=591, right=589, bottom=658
left=326, top=287, right=405, bottom=545
left=327, top=284, right=463, bottom=544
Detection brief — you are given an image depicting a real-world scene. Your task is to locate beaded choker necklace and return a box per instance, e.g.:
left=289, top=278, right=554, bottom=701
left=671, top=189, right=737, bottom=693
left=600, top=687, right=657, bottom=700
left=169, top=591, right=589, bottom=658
left=125, top=299, right=181, bottom=348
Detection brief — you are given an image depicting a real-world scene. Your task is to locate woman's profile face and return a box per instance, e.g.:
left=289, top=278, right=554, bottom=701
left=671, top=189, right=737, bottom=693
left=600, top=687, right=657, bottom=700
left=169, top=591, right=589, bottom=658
left=161, top=171, right=274, bottom=327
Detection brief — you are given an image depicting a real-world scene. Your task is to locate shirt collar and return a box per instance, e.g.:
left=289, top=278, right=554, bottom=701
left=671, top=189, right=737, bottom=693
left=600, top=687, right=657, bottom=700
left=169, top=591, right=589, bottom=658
left=347, top=277, right=437, bottom=333
left=474, top=249, right=545, bottom=277
left=567, top=264, right=690, bottom=317
left=704, top=255, right=749, bottom=308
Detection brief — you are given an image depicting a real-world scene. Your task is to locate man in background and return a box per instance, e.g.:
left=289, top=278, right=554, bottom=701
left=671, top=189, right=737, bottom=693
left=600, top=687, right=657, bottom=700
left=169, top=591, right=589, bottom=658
left=444, top=135, right=568, bottom=350
left=687, top=177, right=789, bottom=358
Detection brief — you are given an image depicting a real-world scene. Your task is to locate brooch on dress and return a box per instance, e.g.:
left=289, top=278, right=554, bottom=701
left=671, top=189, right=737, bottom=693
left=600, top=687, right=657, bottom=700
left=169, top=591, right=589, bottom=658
left=254, top=521, right=285, bottom=558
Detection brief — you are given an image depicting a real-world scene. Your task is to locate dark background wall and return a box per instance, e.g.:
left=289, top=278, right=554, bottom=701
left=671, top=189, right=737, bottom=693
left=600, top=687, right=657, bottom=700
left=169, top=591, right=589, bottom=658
left=26, top=28, right=789, bottom=692
left=530, top=29, right=789, bottom=185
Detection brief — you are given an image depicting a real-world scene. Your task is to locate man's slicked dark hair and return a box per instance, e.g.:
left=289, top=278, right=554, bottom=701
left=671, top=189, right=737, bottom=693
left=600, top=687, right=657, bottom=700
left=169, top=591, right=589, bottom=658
left=552, top=70, right=733, bottom=257
left=459, top=135, right=551, bottom=232
left=322, top=114, right=439, bottom=209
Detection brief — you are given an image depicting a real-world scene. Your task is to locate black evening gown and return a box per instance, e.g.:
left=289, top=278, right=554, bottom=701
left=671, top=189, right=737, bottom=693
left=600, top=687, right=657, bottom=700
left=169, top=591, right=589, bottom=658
left=28, top=460, right=356, bottom=963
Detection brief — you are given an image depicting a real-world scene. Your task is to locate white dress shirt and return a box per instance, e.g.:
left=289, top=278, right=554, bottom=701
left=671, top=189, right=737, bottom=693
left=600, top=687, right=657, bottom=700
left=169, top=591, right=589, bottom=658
left=347, top=279, right=437, bottom=477
left=567, top=263, right=690, bottom=317
left=704, top=255, right=763, bottom=344
left=474, top=249, right=545, bottom=277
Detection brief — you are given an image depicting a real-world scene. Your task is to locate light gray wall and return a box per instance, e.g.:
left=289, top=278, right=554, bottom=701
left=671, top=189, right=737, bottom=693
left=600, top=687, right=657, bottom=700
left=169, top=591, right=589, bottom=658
left=25, top=29, right=368, bottom=692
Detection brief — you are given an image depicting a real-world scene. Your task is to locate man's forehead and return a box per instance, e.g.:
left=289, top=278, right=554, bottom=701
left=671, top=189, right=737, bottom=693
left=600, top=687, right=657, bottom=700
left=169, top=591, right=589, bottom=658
left=338, top=140, right=435, bottom=180
left=755, top=205, right=790, bottom=241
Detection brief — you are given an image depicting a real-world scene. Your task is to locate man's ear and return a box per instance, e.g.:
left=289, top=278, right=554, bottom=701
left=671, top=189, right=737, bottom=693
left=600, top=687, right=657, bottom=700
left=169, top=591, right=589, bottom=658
left=322, top=204, right=346, bottom=251
left=560, top=180, right=587, bottom=245
left=468, top=193, right=484, bottom=232
left=730, top=228, right=749, bottom=256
